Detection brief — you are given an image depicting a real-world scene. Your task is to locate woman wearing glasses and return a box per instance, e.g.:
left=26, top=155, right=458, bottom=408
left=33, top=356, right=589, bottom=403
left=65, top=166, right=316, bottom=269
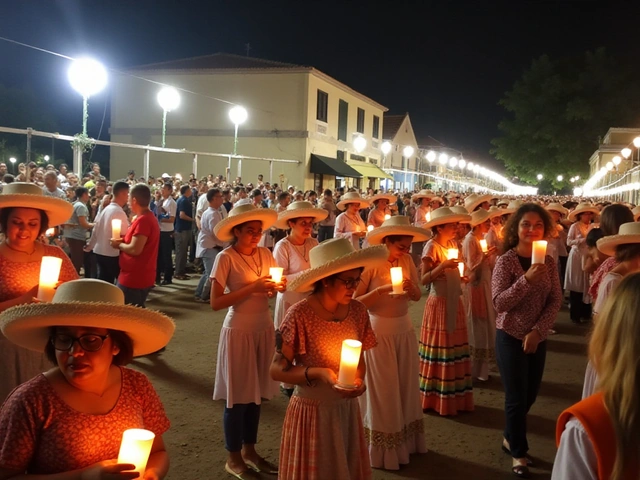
left=0, top=279, right=174, bottom=479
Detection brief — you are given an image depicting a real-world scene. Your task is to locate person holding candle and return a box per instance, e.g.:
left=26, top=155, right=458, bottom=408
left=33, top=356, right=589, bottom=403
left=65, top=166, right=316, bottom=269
left=492, top=203, right=562, bottom=478
left=270, top=237, right=387, bottom=480
left=410, top=190, right=434, bottom=267
left=545, top=203, right=570, bottom=289
left=0, top=183, right=77, bottom=403
left=334, top=192, right=369, bottom=250
left=419, top=207, right=474, bottom=416
left=211, top=204, right=285, bottom=478
left=366, top=193, right=396, bottom=229
left=0, top=279, right=174, bottom=479
left=353, top=216, right=429, bottom=470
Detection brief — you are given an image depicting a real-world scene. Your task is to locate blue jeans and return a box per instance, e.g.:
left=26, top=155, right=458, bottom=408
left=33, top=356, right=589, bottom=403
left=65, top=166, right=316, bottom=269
left=195, top=248, right=221, bottom=300
left=318, top=225, right=334, bottom=243
left=174, top=230, right=193, bottom=276
left=224, top=403, right=261, bottom=452
left=117, top=282, right=152, bottom=308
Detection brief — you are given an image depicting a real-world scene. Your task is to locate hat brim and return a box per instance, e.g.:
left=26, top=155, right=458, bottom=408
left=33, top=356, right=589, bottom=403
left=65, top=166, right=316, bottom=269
left=274, top=208, right=328, bottom=230
left=546, top=206, right=568, bottom=216
left=597, top=234, right=640, bottom=256
left=289, top=245, right=388, bottom=293
left=366, top=226, right=431, bottom=245
left=214, top=209, right=278, bottom=241
left=568, top=208, right=599, bottom=222
left=0, top=194, right=73, bottom=227
left=337, top=199, right=370, bottom=211
left=369, top=194, right=397, bottom=204
left=465, top=194, right=496, bottom=213
left=0, top=303, right=175, bottom=357
left=425, top=214, right=472, bottom=229
left=411, top=193, right=435, bottom=202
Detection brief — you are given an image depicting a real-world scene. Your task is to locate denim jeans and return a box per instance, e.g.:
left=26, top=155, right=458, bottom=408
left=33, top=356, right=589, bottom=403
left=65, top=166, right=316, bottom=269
left=495, top=329, right=547, bottom=458
left=174, top=230, right=193, bottom=276
left=156, top=231, right=174, bottom=282
left=317, top=225, right=334, bottom=243
left=116, top=282, right=152, bottom=308
left=96, top=254, right=120, bottom=285
left=195, top=248, right=220, bottom=300
left=223, top=403, right=261, bottom=452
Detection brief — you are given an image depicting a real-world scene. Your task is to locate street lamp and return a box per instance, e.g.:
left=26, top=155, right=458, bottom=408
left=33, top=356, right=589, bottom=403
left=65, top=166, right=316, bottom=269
left=9, top=157, right=16, bottom=174
left=403, top=146, right=414, bottom=191
left=354, top=136, right=367, bottom=154
left=44, top=155, right=50, bottom=162
left=458, top=159, right=466, bottom=170
left=229, top=105, right=248, bottom=179
left=537, top=173, right=543, bottom=181
left=426, top=150, right=436, bottom=162
left=557, top=175, right=563, bottom=181
left=381, top=141, right=392, bottom=170
left=621, top=148, right=632, bottom=159
left=157, top=86, right=181, bottom=148
left=68, top=58, right=108, bottom=136
left=612, top=156, right=622, bottom=166
left=606, top=162, right=613, bottom=171
left=438, top=153, right=448, bottom=165
left=449, top=157, right=458, bottom=168
left=467, top=162, right=474, bottom=171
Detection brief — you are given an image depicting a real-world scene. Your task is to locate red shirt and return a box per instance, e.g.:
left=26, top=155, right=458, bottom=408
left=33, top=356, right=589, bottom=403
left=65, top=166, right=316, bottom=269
left=118, top=211, right=159, bottom=289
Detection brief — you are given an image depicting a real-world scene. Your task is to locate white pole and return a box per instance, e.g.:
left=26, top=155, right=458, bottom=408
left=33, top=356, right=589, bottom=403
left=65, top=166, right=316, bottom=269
left=238, top=157, right=242, bottom=181
left=73, top=144, right=82, bottom=177
left=143, top=149, right=150, bottom=180
left=269, top=161, right=273, bottom=184
left=192, top=154, right=198, bottom=179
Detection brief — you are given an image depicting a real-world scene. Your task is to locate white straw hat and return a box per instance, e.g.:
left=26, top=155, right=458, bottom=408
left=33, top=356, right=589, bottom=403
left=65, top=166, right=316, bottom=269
left=597, top=222, right=640, bottom=256
left=213, top=204, right=277, bottom=242
left=450, top=206, right=472, bottom=223
left=366, top=216, right=431, bottom=245
left=503, top=200, right=525, bottom=215
left=0, top=182, right=73, bottom=227
left=368, top=192, right=397, bottom=204
left=424, top=207, right=471, bottom=229
left=568, top=203, right=599, bottom=222
left=337, top=192, right=370, bottom=211
left=0, top=279, right=175, bottom=357
left=464, top=193, right=496, bottom=213
left=411, top=189, right=436, bottom=202
left=274, top=201, right=328, bottom=229
left=546, top=203, right=569, bottom=216
left=633, top=206, right=640, bottom=222
left=469, top=209, right=493, bottom=227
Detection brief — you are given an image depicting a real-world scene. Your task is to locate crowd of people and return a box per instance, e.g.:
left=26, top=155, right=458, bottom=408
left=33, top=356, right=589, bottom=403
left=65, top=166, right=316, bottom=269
left=0, top=161, right=639, bottom=479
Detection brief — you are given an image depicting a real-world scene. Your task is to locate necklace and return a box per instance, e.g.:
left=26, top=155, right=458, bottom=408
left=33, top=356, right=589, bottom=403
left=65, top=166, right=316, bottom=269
left=4, top=241, right=36, bottom=256
left=234, top=247, right=263, bottom=277
left=290, top=239, right=309, bottom=262
left=344, top=213, right=362, bottom=228
left=317, top=299, right=350, bottom=322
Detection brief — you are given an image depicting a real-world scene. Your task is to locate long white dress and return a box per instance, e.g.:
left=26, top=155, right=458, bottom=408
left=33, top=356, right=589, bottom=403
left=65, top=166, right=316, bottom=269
left=334, top=212, right=366, bottom=250
left=565, top=222, right=591, bottom=298
left=411, top=205, right=430, bottom=267
left=358, top=253, right=427, bottom=470
left=211, top=247, right=279, bottom=407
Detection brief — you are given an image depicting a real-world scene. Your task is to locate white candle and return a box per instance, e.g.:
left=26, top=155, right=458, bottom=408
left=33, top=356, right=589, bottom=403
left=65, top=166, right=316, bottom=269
left=531, top=240, right=548, bottom=265
left=112, top=219, right=122, bottom=239
left=45, top=228, right=56, bottom=237
left=367, top=225, right=374, bottom=232
left=384, top=214, right=391, bottom=220
left=37, top=256, right=62, bottom=302
left=447, top=248, right=459, bottom=260
left=117, top=429, right=155, bottom=475
left=337, top=339, right=362, bottom=388
left=458, top=262, right=465, bottom=277
left=269, top=267, right=283, bottom=284
left=426, top=211, right=431, bottom=222
left=390, top=266, right=404, bottom=294
left=479, top=239, right=488, bottom=253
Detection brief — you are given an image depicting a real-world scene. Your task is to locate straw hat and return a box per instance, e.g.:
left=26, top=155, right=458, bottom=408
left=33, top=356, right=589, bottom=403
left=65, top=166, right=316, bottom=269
left=411, top=189, right=436, bottom=202
left=424, top=207, right=471, bottom=229
left=274, top=201, right=328, bottom=229
left=487, top=206, right=507, bottom=219
left=337, top=192, right=370, bottom=211
left=213, top=204, right=278, bottom=242
left=0, top=182, right=73, bottom=227
left=0, top=279, right=175, bottom=357
left=503, top=200, right=525, bottom=215
left=568, top=203, right=599, bottom=222
left=633, top=206, right=640, bottom=222
left=464, top=193, right=496, bottom=213
left=497, top=199, right=510, bottom=207
left=546, top=203, right=569, bottom=216
left=469, top=209, right=493, bottom=228
left=366, top=216, right=431, bottom=245
left=288, top=238, right=388, bottom=292
left=368, top=192, right=397, bottom=204
left=597, top=222, right=640, bottom=256
left=450, top=206, right=472, bottom=223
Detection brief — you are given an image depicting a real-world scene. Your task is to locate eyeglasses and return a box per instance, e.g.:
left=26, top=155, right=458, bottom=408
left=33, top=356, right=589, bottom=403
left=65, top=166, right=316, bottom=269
left=51, top=333, right=109, bottom=352
left=334, top=276, right=362, bottom=289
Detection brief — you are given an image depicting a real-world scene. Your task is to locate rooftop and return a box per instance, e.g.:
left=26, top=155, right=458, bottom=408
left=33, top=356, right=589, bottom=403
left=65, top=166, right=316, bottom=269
left=131, top=53, right=309, bottom=71
left=382, top=114, right=407, bottom=140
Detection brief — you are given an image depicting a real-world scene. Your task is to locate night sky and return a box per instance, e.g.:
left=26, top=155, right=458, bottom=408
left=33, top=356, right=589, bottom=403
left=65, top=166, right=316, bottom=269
left=1, top=0, right=639, bottom=171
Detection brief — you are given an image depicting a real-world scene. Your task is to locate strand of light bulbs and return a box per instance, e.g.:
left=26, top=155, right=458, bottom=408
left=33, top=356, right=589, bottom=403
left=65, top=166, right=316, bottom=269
left=580, top=137, right=640, bottom=196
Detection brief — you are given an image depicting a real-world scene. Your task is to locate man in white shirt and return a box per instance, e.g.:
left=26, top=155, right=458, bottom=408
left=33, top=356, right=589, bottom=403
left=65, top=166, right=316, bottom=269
left=156, top=182, right=177, bottom=285
left=85, top=181, right=130, bottom=284
left=194, top=188, right=226, bottom=302
left=42, top=171, right=66, bottom=200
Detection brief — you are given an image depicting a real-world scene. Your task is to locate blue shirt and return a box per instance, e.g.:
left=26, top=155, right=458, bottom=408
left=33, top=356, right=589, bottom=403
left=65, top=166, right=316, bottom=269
left=175, top=195, right=193, bottom=232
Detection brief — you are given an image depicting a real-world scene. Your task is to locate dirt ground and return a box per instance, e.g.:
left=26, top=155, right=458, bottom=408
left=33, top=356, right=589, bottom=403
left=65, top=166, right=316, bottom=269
left=136, top=276, right=588, bottom=480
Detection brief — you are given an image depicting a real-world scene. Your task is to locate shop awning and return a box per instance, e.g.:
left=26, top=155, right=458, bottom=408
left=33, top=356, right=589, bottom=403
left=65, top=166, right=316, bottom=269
left=310, top=154, right=362, bottom=178
left=347, top=162, right=394, bottom=180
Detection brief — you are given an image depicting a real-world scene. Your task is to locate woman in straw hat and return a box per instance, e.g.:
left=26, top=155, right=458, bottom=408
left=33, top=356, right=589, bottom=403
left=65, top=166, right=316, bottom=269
left=270, top=237, right=387, bottom=480
left=0, top=182, right=78, bottom=403
left=565, top=203, right=599, bottom=324
left=0, top=279, right=174, bottom=478
left=409, top=190, right=434, bottom=267
left=545, top=203, right=570, bottom=290
left=366, top=193, right=396, bottom=228
left=553, top=273, right=640, bottom=480
left=492, top=204, right=561, bottom=478
left=211, top=204, right=284, bottom=478
left=464, top=193, right=495, bottom=213
left=353, top=217, right=428, bottom=470
left=462, top=209, right=498, bottom=382
left=334, top=192, right=369, bottom=250
left=419, top=207, right=474, bottom=416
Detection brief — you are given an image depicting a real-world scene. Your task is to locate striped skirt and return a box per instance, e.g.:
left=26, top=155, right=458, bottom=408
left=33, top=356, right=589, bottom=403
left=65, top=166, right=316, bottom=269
left=419, top=296, right=474, bottom=415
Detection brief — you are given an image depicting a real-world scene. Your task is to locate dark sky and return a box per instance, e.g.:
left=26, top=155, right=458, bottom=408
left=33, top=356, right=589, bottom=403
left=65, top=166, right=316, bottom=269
left=1, top=0, right=639, bottom=171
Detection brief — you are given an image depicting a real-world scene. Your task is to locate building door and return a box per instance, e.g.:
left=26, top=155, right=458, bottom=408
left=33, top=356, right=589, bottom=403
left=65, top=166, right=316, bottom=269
left=338, top=100, right=348, bottom=142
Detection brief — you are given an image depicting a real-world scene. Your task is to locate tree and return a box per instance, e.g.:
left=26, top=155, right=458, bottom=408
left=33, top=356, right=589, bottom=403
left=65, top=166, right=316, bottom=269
left=492, top=48, right=640, bottom=188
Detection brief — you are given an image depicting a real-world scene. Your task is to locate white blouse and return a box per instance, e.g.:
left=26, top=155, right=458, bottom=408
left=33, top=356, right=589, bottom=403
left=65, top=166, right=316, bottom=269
left=334, top=212, right=366, bottom=250
left=551, top=417, right=597, bottom=480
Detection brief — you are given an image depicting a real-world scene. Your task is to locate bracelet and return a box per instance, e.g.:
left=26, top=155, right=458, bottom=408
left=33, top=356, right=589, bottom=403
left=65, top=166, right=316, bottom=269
left=304, top=366, right=314, bottom=387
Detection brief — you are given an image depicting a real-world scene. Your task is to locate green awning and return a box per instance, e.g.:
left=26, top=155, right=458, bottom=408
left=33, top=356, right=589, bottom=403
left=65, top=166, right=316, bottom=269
left=310, top=154, right=362, bottom=178
left=347, top=162, right=394, bottom=180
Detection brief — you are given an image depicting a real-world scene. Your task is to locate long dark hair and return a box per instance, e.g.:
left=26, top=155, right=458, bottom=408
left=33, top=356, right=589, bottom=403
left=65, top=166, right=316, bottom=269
left=502, top=203, right=554, bottom=252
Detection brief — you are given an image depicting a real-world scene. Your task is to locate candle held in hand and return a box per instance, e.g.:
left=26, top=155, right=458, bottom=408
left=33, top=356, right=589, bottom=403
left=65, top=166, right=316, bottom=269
left=117, top=429, right=155, bottom=475
left=269, top=267, right=283, bottom=284
left=45, top=228, right=56, bottom=237
left=390, top=266, right=404, bottom=294
left=337, top=339, right=362, bottom=388
left=384, top=214, right=391, bottom=220
left=367, top=225, right=374, bottom=232
left=531, top=240, right=547, bottom=265
left=458, top=262, right=465, bottom=277
left=37, top=256, right=62, bottom=302
left=447, top=248, right=459, bottom=260
left=112, top=219, right=122, bottom=239
left=426, top=211, right=431, bottom=222
left=479, top=239, right=488, bottom=253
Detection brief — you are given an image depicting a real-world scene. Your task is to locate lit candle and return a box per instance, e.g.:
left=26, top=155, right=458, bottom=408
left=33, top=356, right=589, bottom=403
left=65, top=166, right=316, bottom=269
left=117, top=429, right=155, bottom=475
left=426, top=211, right=431, bottom=222
left=37, top=256, right=62, bottom=302
left=479, top=239, right=488, bottom=252
left=112, top=219, right=122, bottom=239
left=531, top=240, right=548, bottom=265
left=458, top=262, right=465, bottom=277
left=367, top=225, right=374, bottom=232
left=45, top=228, right=56, bottom=237
left=390, top=266, right=404, bottom=294
left=384, top=214, right=391, bottom=220
left=447, top=248, right=459, bottom=260
left=269, top=267, right=283, bottom=284
left=337, top=339, right=362, bottom=388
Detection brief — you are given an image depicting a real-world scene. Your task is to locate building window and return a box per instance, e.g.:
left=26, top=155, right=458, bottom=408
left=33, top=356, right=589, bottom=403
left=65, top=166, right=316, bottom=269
left=316, top=90, right=328, bottom=123
left=338, top=100, right=348, bottom=141
left=350, top=154, right=365, bottom=162
left=357, top=108, right=365, bottom=134
left=337, top=150, right=345, bottom=162
left=372, top=115, right=380, bottom=139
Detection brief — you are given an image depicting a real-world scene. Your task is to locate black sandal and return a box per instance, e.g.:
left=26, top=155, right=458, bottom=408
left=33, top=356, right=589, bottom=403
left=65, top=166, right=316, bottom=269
left=511, top=465, right=530, bottom=478
left=502, top=445, right=534, bottom=466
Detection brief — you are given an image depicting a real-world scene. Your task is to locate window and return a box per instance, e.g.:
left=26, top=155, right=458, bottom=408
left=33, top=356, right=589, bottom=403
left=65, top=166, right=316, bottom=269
left=350, top=154, right=365, bottom=162
left=357, top=108, right=365, bottom=134
left=337, top=150, right=345, bottom=162
left=338, top=100, right=348, bottom=141
left=372, top=115, right=380, bottom=139
left=316, top=90, right=328, bottom=123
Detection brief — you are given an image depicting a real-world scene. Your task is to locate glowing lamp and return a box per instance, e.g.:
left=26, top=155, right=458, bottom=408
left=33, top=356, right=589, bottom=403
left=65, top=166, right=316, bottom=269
left=37, top=256, right=63, bottom=302
left=111, top=219, right=122, bottom=239
left=367, top=225, right=374, bottom=232
left=532, top=240, right=547, bottom=265
left=439, top=153, right=449, bottom=165
left=426, top=211, right=431, bottom=222
left=634, top=137, right=640, bottom=148
left=537, top=174, right=543, bottom=180
left=621, top=148, right=632, bottom=159
left=381, top=141, right=392, bottom=155
left=613, top=156, right=622, bottom=166
left=606, top=162, right=613, bottom=171
left=354, top=136, right=367, bottom=153
left=45, top=228, right=56, bottom=237
left=390, top=266, right=404, bottom=295
left=426, top=150, right=436, bottom=162
left=458, top=262, right=464, bottom=277
left=229, top=106, right=248, bottom=126
left=384, top=214, right=391, bottom=220
left=447, top=248, right=459, bottom=261
left=117, top=429, right=155, bottom=475
left=68, top=58, right=108, bottom=98
left=269, top=267, right=283, bottom=284
left=403, top=146, right=414, bottom=158
left=337, top=339, right=362, bottom=388
left=157, top=86, right=180, bottom=112
left=479, top=239, right=488, bottom=252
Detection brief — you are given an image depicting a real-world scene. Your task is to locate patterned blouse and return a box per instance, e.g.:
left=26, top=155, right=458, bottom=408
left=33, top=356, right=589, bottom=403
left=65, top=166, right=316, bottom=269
left=492, top=249, right=562, bottom=341
left=0, top=367, right=170, bottom=474
left=588, top=256, right=618, bottom=304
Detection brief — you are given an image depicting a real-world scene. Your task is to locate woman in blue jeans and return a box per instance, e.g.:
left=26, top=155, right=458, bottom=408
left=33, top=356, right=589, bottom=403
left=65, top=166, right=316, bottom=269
left=194, top=188, right=226, bottom=302
left=491, top=203, right=562, bottom=478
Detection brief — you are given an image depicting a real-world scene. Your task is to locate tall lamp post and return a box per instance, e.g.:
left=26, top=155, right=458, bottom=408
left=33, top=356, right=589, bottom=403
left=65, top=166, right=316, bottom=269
left=403, top=146, right=414, bottom=191
left=381, top=141, right=392, bottom=190
left=229, top=106, right=248, bottom=179
left=68, top=58, right=108, bottom=137
left=157, top=87, right=181, bottom=148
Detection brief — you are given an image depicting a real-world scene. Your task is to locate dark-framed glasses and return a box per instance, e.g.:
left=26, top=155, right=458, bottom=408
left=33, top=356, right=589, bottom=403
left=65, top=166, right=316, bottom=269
left=335, top=277, right=362, bottom=289
left=50, top=333, right=109, bottom=352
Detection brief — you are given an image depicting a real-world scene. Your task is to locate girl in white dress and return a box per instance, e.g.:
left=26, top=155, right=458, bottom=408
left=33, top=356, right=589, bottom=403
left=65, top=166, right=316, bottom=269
left=355, top=216, right=429, bottom=470
left=211, top=204, right=285, bottom=478
left=334, top=192, right=369, bottom=250
left=410, top=190, right=434, bottom=267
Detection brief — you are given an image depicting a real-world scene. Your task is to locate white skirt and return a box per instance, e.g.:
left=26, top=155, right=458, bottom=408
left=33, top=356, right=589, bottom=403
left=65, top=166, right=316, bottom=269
left=213, top=310, right=279, bottom=408
left=274, top=290, right=310, bottom=330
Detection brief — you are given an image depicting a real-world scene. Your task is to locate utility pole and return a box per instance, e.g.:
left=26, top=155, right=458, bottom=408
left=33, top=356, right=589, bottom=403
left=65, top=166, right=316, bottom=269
left=245, top=43, right=252, bottom=56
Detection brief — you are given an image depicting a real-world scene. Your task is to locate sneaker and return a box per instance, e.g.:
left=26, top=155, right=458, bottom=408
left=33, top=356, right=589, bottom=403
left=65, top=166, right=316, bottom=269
left=194, top=296, right=208, bottom=303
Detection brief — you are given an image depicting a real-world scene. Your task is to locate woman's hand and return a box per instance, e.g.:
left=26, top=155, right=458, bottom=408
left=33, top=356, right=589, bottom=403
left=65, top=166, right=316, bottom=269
left=402, top=278, right=420, bottom=298
left=333, top=378, right=367, bottom=398
left=19, top=285, right=39, bottom=305
left=376, top=284, right=394, bottom=296
left=524, top=264, right=547, bottom=284
left=273, top=276, right=287, bottom=293
left=522, top=329, right=542, bottom=354
left=80, top=460, right=139, bottom=480
left=253, top=276, right=277, bottom=294
left=109, top=238, right=124, bottom=249
left=315, top=367, right=337, bottom=385
left=441, top=258, right=459, bottom=270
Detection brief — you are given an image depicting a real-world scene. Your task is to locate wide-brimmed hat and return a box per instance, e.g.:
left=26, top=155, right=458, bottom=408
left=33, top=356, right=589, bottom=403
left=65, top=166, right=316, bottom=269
left=411, top=190, right=436, bottom=202
left=369, top=192, right=397, bottom=204
left=469, top=209, right=493, bottom=228
left=274, top=201, right=328, bottom=229
left=425, top=207, right=471, bottom=229
left=546, top=203, right=569, bottom=216
left=597, top=222, right=640, bottom=256
left=487, top=206, right=507, bottom=219
left=214, top=204, right=277, bottom=241
left=288, top=238, right=388, bottom=292
left=568, top=203, right=599, bottom=222
left=503, top=200, right=525, bottom=215
left=0, top=182, right=73, bottom=227
left=366, top=216, right=431, bottom=245
left=464, top=193, right=496, bottom=213
left=450, top=206, right=472, bottom=223
left=337, top=192, right=370, bottom=211
left=497, top=199, right=510, bottom=207
left=0, top=279, right=175, bottom=357
left=632, top=206, right=640, bottom=222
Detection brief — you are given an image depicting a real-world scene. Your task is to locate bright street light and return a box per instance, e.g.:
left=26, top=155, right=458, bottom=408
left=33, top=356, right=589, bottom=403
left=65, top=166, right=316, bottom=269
left=557, top=175, right=563, bottom=181
left=621, top=148, right=632, bottom=159
left=68, top=58, right=108, bottom=136
left=44, top=155, right=50, bottom=162
left=606, top=162, right=614, bottom=171
left=458, top=159, right=466, bottom=169
left=229, top=105, right=248, bottom=178
left=612, top=156, right=622, bottom=166
left=449, top=157, right=458, bottom=167
left=9, top=157, right=16, bottom=174
left=575, top=176, right=580, bottom=180
left=354, top=136, right=367, bottom=153
left=634, top=137, right=640, bottom=148
left=537, top=173, right=543, bottom=180
left=381, top=141, right=392, bottom=155
left=426, top=150, right=436, bottom=162
left=467, top=162, right=474, bottom=170
left=157, top=87, right=181, bottom=148
left=403, top=146, right=414, bottom=158
left=438, top=153, right=448, bottom=165
left=9, top=157, right=16, bottom=164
